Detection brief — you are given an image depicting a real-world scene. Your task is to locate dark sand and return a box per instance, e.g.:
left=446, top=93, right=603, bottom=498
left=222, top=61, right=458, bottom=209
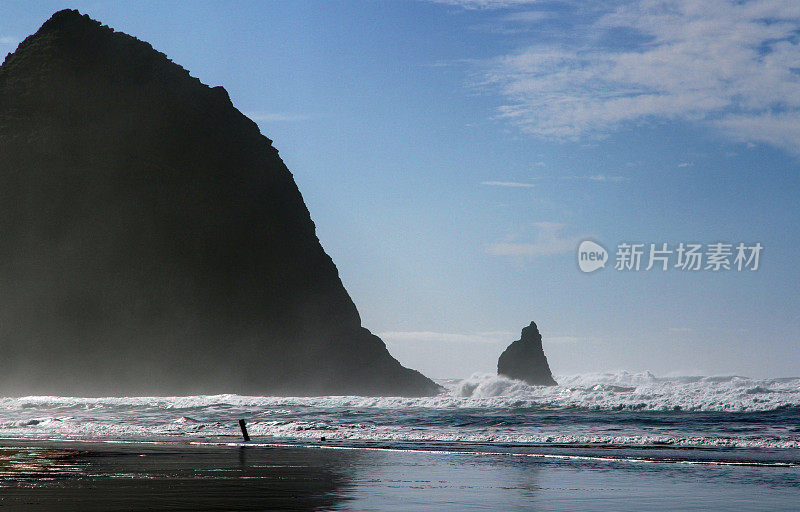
left=1, top=440, right=798, bottom=511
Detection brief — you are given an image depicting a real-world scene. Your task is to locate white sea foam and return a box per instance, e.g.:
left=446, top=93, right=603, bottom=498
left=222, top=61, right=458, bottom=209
left=451, top=372, right=800, bottom=412
left=1, top=372, right=798, bottom=450
left=3, top=371, right=797, bottom=412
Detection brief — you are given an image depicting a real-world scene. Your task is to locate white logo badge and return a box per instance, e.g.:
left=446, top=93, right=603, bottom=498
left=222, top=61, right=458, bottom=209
left=578, top=240, right=607, bottom=273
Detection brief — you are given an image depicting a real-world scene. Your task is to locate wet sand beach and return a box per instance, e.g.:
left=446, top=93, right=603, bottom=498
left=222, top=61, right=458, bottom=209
left=1, top=440, right=798, bottom=511
left=0, top=441, right=354, bottom=511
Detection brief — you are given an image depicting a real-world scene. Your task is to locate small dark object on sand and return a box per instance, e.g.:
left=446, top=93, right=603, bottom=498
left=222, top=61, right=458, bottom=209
left=238, top=419, right=250, bottom=442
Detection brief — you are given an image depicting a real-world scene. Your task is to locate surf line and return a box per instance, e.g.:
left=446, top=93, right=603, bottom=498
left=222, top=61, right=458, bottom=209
left=187, top=440, right=799, bottom=468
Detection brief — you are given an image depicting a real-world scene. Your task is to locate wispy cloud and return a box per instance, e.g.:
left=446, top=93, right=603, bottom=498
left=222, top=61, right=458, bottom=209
left=505, top=174, right=629, bottom=182
left=0, top=36, right=18, bottom=46
left=433, top=0, right=541, bottom=9
left=501, top=10, right=555, bottom=23
left=379, top=330, right=515, bottom=344
left=460, top=0, right=800, bottom=154
left=481, top=180, right=536, bottom=187
left=547, top=336, right=586, bottom=344
left=569, top=174, right=629, bottom=182
left=716, top=111, right=800, bottom=151
left=245, top=112, right=310, bottom=122
left=677, top=162, right=694, bottom=168
left=381, top=329, right=590, bottom=346
left=487, top=221, right=583, bottom=256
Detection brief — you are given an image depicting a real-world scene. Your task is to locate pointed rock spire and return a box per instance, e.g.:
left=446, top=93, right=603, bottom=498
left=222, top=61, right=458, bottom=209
left=497, top=321, right=558, bottom=386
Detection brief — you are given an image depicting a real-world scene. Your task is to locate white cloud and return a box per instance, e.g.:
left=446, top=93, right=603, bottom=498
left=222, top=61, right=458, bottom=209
left=487, top=221, right=583, bottom=256
left=469, top=0, right=800, bottom=153
left=677, top=162, right=694, bottom=168
left=481, top=180, right=536, bottom=187
left=245, top=112, right=309, bottom=122
left=0, top=36, right=18, bottom=46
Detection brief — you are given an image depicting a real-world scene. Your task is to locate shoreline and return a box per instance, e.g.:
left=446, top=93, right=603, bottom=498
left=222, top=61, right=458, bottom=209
left=4, top=435, right=800, bottom=466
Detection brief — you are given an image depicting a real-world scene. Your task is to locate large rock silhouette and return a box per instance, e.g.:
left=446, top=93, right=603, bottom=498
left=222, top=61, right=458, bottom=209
left=497, top=321, right=557, bottom=386
left=0, top=10, right=440, bottom=396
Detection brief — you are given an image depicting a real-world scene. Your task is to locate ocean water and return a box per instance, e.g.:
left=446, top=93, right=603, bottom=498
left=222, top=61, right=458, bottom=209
left=2, top=372, right=800, bottom=510
left=2, top=371, right=799, bottom=465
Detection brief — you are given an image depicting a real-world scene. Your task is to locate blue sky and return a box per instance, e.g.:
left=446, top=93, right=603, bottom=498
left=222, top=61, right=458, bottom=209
left=2, top=0, right=799, bottom=378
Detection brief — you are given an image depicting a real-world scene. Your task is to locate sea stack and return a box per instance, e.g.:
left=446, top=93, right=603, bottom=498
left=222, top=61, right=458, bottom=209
left=497, top=321, right=558, bottom=386
left=0, top=10, right=440, bottom=397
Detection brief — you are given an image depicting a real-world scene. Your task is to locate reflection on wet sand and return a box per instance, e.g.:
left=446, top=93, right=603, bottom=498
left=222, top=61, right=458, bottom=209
left=0, top=442, right=359, bottom=511
left=0, top=447, right=86, bottom=480
left=4, top=441, right=800, bottom=511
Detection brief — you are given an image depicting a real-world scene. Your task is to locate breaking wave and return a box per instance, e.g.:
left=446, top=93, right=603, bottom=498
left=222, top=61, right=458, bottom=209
left=1, top=372, right=799, bottom=451
left=450, top=371, right=800, bottom=412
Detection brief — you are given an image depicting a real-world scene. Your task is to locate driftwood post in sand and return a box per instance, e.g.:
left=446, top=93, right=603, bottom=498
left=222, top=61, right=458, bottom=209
left=238, top=419, right=250, bottom=442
